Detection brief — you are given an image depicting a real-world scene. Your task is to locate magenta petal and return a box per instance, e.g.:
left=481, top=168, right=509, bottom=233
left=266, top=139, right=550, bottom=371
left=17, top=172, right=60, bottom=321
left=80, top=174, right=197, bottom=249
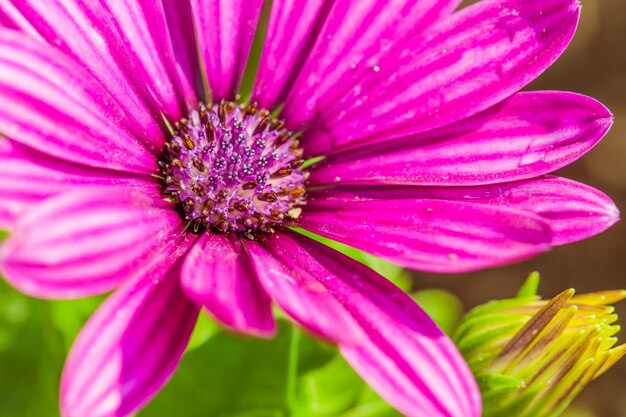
left=299, top=197, right=552, bottom=272
left=0, top=2, right=39, bottom=36
left=0, top=210, right=11, bottom=233
left=60, top=264, right=199, bottom=417
left=309, top=176, right=619, bottom=246
left=246, top=236, right=364, bottom=344
left=256, top=0, right=460, bottom=112
left=500, top=177, right=619, bottom=245
left=94, top=0, right=201, bottom=120
left=0, top=140, right=159, bottom=231
left=0, top=30, right=160, bottom=174
left=162, top=0, right=204, bottom=110
left=191, top=0, right=264, bottom=100
left=279, top=0, right=461, bottom=125
left=302, top=0, right=581, bottom=156
left=251, top=0, right=329, bottom=110
left=5, top=0, right=198, bottom=125
left=247, top=231, right=481, bottom=417
left=181, top=233, right=275, bottom=336
left=0, top=188, right=187, bottom=299
left=0, top=211, right=12, bottom=233
left=310, top=92, right=612, bottom=184
left=417, top=177, right=619, bottom=246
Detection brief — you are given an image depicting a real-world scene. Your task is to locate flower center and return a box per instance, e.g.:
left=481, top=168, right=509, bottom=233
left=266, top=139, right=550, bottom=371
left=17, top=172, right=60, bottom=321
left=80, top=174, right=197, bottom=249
left=159, top=100, right=307, bottom=238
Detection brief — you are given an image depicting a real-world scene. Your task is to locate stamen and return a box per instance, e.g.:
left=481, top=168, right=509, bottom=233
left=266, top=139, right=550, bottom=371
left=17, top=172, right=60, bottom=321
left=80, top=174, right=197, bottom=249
left=218, top=99, right=227, bottom=124
left=158, top=101, right=307, bottom=236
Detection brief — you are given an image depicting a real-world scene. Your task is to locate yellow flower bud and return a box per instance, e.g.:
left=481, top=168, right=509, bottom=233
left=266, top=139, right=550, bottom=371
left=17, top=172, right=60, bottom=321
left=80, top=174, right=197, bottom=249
left=455, top=273, right=625, bottom=417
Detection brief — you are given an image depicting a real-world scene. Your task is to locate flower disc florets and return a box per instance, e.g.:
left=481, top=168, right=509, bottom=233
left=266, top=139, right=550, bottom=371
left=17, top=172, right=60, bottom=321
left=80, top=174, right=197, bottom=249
left=159, top=100, right=307, bottom=237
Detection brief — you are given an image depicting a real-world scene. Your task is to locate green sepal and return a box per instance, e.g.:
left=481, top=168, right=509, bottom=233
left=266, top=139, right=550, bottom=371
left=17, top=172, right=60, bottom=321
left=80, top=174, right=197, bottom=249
left=516, top=272, right=541, bottom=299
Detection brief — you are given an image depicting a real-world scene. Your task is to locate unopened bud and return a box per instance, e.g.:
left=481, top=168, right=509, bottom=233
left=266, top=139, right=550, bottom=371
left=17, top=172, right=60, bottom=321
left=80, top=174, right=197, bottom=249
left=455, top=273, right=626, bottom=417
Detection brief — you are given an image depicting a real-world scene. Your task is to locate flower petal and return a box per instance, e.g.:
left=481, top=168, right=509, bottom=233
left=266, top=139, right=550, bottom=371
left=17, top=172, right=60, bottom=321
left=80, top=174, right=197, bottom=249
left=0, top=140, right=159, bottom=231
left=308, top=176, right=619, bottom=246
left=97, top=0, right=201, bottom=118
left=251, top=0, right=330, bottom=110
left=162, top=0, right=205, bottom=108
left=0, top=188, right=188, bottom=299
left=298, top=196, right=552, bottom=272
left=310, top=92, right=612, bottom=185
left=191, top=0, right=264, bottom=100
left=181, top=233, right=275, bottom=337
left=60, top=263, right=199, bottom=417
left=0, top=1, right=39, bottom=36
left=0, top=30, right=159, bottom=174
left=246, top=231, right=481, bottom=417
left=255, top=0, right=460, bottom=111
left=302, top=0, right=581, bottom=156
left=499, top=177, right=619, bottom=245
left=4, top=0, right=199, bottom=123
left=246, top=236, right=364, bottom=345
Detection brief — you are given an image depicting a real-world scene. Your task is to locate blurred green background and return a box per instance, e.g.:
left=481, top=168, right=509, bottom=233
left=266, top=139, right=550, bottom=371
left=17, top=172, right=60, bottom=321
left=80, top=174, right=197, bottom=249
left=1, top=0, right=624, bottom=416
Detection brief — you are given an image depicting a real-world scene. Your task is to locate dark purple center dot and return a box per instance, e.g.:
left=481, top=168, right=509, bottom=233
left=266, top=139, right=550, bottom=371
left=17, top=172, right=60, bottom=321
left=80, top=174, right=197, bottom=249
left=159, top=100, right=307, bottom=238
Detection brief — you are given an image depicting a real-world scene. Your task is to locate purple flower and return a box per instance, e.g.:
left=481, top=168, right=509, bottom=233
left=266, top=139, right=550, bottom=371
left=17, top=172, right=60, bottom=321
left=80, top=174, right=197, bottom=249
left=0, top=0, right=617, bottom=416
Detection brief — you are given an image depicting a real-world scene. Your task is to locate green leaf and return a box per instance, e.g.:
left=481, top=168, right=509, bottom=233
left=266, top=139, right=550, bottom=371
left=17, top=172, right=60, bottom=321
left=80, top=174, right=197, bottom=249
left=339, top=389, right=402, bottom=417
left=293, top=355, right=364, bottom=416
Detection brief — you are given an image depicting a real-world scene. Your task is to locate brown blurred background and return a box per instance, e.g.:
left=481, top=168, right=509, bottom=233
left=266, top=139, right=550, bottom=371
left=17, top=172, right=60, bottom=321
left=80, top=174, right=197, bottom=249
left=418, top=1, right=626, bottom=415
